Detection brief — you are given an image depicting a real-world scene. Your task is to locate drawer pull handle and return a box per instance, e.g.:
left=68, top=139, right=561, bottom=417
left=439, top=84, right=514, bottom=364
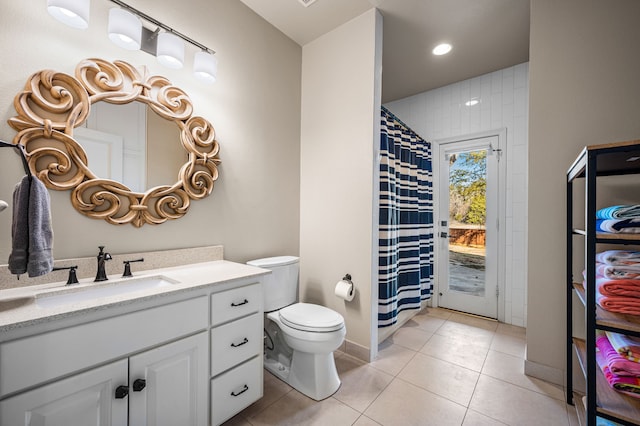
left=133, top=378, right=146, bottom=392
left=231, top=384, right=249, bottom=397
left=231, top=299, right=249, bottom=307
left=115, top=385, right=129, bottom=399
left=231, top=337, right=249, bottom=348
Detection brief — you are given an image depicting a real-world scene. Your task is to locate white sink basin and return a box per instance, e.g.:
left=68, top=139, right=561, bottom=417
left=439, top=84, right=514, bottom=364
left=36, top=276, right=178, bottom=308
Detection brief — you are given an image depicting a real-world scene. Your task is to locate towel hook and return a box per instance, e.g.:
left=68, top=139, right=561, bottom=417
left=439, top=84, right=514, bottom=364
left=0, top=140, right=31, bottom=177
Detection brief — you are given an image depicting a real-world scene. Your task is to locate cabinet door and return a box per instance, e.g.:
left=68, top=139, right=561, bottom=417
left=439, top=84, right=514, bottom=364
left=0, top=359, right=128, bottom=426
left=129, top=332, right=208, bottom=426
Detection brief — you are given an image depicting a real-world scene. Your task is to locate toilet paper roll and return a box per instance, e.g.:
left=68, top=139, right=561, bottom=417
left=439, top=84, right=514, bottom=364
left=335, top=279, right=355, bottom=302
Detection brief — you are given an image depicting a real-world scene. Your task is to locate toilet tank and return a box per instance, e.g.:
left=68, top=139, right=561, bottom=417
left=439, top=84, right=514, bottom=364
left=246, top=256, right=299, bottom=312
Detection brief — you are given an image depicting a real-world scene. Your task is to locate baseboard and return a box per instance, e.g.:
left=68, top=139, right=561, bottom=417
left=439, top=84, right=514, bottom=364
left=339, top=339, right=371, bottom=363
left=524, top=359, right=564, bottom=387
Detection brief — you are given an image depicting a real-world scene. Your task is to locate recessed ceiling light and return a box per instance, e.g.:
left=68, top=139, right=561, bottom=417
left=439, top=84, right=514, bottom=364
left=432, top=43, right=452, bottom=56
left=465, top=99, right=480, bottom=107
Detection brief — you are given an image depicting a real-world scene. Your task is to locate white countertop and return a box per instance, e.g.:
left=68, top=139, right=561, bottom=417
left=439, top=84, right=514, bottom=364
left=0, top=260, right=269, bottom=334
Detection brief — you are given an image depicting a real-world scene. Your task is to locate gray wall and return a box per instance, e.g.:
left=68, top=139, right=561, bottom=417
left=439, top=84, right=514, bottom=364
left=527, top=0, right=640, bottom=383
left=0, top=0, right=302, bottom=283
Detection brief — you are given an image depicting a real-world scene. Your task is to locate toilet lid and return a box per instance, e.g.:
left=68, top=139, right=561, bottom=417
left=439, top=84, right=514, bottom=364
left=279, top=303, right=345, bottom=332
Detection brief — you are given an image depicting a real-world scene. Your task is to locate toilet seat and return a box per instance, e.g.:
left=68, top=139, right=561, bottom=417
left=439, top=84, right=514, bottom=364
left=279, top=303, right=344, bottom=333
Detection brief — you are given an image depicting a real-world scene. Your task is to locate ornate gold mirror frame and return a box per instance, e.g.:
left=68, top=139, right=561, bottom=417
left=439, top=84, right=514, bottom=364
left=8, top=58, right=220, bottom=227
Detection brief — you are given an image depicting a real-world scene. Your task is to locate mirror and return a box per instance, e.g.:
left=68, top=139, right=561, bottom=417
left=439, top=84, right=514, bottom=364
left=76, top=101, right=185, bottom=193
left=8, top=58, right=220, bottom=227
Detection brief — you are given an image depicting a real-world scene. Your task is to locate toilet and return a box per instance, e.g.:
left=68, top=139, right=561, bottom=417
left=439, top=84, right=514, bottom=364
left=246, top=256, right=346, bottom=401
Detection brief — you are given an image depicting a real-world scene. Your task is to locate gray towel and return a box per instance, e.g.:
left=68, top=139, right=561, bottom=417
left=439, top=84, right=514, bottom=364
left=8, top=176, right=54, bottom=278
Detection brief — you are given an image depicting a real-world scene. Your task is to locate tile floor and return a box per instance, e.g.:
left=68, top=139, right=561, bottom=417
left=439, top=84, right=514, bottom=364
left=224, top=307, right=579, bottom=426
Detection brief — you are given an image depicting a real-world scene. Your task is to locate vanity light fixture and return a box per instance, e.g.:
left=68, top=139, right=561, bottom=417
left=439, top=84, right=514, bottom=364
left=47, top=0, right=90, bottom=29
left=156, top=32, right=185, bottom=69
left=432, top=43, right=452, bottom=56
left=48, top=0, right=218, bottom=83
left=108, top=8, right=142, bottom=50
left=193, top=51, right=218, bottom=83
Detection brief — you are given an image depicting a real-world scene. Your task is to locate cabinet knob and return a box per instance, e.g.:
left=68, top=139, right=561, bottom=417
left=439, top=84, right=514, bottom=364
left=115, top=385, right=129, bottom=399
left=230, top=384, right=249, bottom=397
left=230, top=299, right=249, bottom=307
left=133, top=378, right=146, bottom=392
left=230, top=337, right=249, bottom=348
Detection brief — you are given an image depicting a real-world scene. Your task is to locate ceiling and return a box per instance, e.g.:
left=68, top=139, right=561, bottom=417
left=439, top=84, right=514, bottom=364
left=239, top=0, right=530, bottom=103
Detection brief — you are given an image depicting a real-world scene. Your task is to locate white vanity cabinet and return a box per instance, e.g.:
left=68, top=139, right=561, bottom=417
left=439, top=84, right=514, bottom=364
left=0, top=333, right=207, bottom=426
left=0, top=263, right=267, bottom=426
left=210, top=282, right=263, bottom=426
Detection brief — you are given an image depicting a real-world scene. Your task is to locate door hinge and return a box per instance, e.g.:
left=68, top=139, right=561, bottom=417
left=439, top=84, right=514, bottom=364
left=496, top=286, right=499, bottom=297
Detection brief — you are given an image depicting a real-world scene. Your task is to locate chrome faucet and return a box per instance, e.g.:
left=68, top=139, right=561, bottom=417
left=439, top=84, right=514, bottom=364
left=95, top=246, right=112, bottom=282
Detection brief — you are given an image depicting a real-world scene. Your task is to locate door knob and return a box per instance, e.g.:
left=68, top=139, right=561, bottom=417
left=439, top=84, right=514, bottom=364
left=133, top=378, right=146, bottom=392
left=115, top=385, right=129, bottom=399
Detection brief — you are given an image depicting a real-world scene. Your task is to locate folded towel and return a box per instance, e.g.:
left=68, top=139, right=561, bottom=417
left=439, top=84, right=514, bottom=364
left=607, top=331, right=640, bottom=362
left=596, top=334, right=640, bottom=376
left=596, top=250, right=640, bottom=266
left=596, top=277, right=640, bottom=298
left=596, top=288, right=640, bottom=315
left=596, top=348, right=640, bottom=398
left=597, top=219, right=640, bottom=234
left=597, top=263, right=640, bottom=280
left=7, top=175, right=54, bottom=278
left=597, top=205, right=640, bottom=220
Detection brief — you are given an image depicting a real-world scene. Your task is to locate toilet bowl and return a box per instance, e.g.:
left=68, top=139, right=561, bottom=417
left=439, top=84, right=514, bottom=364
left=247, top=256, right=346, bottom=400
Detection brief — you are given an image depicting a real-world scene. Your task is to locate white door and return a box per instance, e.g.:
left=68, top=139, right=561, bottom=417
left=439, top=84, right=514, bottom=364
left=128, top=332, right=208, bottom=426
left=438, top=136, right=500, bottom=318
left=0, top=359, right=128, bottom=426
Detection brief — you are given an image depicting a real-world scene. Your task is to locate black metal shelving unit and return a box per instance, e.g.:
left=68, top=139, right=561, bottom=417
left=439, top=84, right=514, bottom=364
left=566, top=140, right=640, bottom=426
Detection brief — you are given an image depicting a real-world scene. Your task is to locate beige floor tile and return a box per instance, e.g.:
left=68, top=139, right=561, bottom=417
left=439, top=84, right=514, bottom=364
left=489, top=332, right=526, bottom=358
left=334, top=354, right=394, bottom=412
left=420, top=333, right=490, bottom=372
left=386, top=325, right=433, bottom=351
left=448, top=312, right=499, bottom=332
left=249, top=389, right=360, bottom=426
left=436, top=321, right=495, bottom=348
left=398, top=353, right=480, bottom=406
left=221, top=413, right=253, bottom=426
left=370, top=341, right=417, bottom=376
left=496, top=323, right=526, bottom=338
left=469, top=375, right=570, bottom=426
left=462, top=409, right=508, bottom=425
left=238, top=370, right=293, bottom=419
left=353, top=415, right=383, bottom=426
left=407, top=312, right=447, bottom=334
left=365, top=378, right=467, bottom=426
left=424, top=307, right=453, bottom=320
left=482, top=350, right=565, bottom=401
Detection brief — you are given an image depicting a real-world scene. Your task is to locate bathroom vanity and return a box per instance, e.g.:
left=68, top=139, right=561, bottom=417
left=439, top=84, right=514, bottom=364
left=0, top=260, right=267, bottom=426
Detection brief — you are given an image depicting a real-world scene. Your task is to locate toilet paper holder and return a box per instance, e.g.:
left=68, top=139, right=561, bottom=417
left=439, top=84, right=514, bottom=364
left=342, top=273, right=352, bottom=283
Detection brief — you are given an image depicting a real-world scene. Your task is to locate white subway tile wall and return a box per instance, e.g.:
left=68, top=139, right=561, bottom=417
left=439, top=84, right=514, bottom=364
left=385, top=63, right=529, bottom=327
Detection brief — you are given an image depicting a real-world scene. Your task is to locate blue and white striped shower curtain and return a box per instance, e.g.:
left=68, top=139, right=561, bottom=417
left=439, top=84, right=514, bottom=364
left=378, top=106, right=434, bottom=328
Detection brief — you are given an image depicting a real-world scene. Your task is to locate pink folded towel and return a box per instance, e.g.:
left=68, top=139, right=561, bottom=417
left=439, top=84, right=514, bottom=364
left=606, top=331, right=640, bottom=362
left=596, top=348, right=640, bottom=398
left=597, top=263, right=640, bottom=280
left=596, top=334, right=640, bottom=376
left=597, top=277, right=640, bottom=298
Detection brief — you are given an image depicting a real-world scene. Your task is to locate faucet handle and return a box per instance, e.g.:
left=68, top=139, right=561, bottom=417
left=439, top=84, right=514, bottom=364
left=53, top=265, right=79, bottom=285
left=122, top=258, right=144, bottom=277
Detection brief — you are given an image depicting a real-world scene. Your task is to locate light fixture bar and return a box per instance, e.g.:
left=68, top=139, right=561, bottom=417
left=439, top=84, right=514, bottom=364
left=108, top=0, right=215, bottom=54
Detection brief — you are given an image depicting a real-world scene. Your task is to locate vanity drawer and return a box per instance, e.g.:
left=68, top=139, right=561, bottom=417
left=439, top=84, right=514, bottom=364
left=211, top=356, right=262, bottom=426
left=210, top=313, right=262, bottom=377
left=211, top=282, right=261, bottom=326
left=0, top=296, right=208, bottom=398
